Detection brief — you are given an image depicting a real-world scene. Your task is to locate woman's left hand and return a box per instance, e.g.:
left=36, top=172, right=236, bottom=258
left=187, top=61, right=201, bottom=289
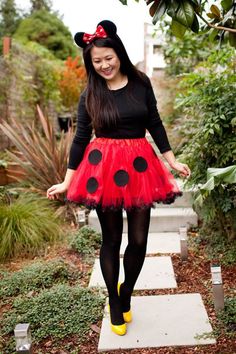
left=170, top=161, right=191, bottom=178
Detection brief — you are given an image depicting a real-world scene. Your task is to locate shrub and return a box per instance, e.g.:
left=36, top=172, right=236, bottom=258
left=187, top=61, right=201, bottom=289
left=58, top=56, right=86, bottom=113
left=0, top=284, right=104, bottom=353
left=164, top=31, right=212, bottom=75
left=69, top=225, right=101, bottom=257
left=0, top=106, right=74, bottom=194
left=0, top=193, right=62, bottom=260
left=176, top=46, right=235, bottom=180
left=0, top=259, right=79, bottom=299
left=14, top=9, right=77, bottom=60
left=176, top=46, right=236, bottom=245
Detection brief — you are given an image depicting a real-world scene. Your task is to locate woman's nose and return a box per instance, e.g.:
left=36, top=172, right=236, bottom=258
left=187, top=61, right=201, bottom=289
left=101, top=61, right=110, bottom=69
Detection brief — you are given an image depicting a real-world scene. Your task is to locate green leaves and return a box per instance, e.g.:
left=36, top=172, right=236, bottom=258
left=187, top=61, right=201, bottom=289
left=146, top=0, right=199, bottom=38
left=69, top=226, right=101, bottom=258
left=0, top=106, right=74, bottom=193
left=0, top=260, right=75, bottom=298
left=191, top=13, right=199, bottom=33
left=175, top=46, right=236, bottom=241
left=221, top=0, right=233, bottom=12
left=195, top=166, right=236, bottom=207
left=121, top=0, right=236, bottom=47
left=152, top=0, right=167, bottom=24
left=175, top=1, right=195, bottom=27
left=0, top=193, right=62, bottom=260
left=171, top=19, right=187, bottom=38
left=1, top=284, right=104, bottom=347
left=14, top=9, right=76, bottom=60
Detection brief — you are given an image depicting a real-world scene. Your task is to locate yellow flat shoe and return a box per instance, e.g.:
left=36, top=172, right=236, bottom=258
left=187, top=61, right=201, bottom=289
left=117, top=282, right=133, bottom=323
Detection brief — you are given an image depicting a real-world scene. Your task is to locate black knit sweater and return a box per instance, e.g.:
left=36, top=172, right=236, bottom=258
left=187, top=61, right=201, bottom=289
left=68, top=77, right=171, bottom=170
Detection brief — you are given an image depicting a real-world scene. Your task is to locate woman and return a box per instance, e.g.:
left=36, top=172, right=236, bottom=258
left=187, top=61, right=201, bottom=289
left=47, top=20, right=191, bottom=336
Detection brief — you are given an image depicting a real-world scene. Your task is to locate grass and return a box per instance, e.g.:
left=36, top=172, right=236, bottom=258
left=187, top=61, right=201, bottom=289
left=0, top=193, right=63, bottom=260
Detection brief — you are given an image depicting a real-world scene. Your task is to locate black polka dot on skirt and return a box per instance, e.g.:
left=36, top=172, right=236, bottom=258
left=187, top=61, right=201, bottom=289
left=114, top=170, right=129, bottom=187
left=86, top=177, right=98, bottom=193
left=88, top=149, right=102, bottom=165
left=133, top=156, right=148, bottom=172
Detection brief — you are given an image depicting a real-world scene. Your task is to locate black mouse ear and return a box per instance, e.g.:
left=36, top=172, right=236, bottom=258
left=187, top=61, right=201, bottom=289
left=97, top=20, right=117, bottom=37
left=74, top=32, right=87, bottom=48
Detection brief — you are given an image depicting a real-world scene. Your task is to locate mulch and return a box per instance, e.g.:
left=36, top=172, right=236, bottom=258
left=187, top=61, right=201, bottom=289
left=1, top=232, right=236, bottom=354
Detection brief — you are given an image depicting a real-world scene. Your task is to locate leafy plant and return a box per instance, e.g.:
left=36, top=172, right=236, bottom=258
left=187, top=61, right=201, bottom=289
left=0, top=105, right=74, bottom=193
left=69, top=225, right=101, bottom=258
left=58, top=56, right=86, bottom=113
left=0, top=259, right=79, bottom=299
left=0, top=40, right=63, bottom=132
left=0, top=0, right=22, bottom=38
left=14, top=9, right=77, bottom=60
left=0, top=193, right=62, bottom=260
left=31, top=55, right=62, bottom=114
left=176, top=46, right=235, bottom=177
left=163, top=30, right=213, bottom=75
left=30, top=0, right=52, bottom=13
left=176, top=46, right=236, bottom=245
left=120, top=0, right=236, bottom=46
left=195, top=166, right=236, bottom=207
left=0, top=284, right=104, bottom=353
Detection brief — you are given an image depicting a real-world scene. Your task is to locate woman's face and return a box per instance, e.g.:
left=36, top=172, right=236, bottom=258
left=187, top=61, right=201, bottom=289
left=90, top=46, right=121, bottom=82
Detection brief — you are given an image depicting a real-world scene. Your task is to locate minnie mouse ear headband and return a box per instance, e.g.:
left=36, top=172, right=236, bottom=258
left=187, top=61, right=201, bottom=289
left=74, top=20, right=117, bottom=48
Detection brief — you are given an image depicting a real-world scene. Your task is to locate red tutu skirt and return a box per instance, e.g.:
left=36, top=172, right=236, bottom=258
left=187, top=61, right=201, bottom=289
left=67, top=137, right=182, bottom=210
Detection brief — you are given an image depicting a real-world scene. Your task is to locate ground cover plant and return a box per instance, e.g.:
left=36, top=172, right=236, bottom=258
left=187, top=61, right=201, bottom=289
left=0, top=256, right=104, bottom=353
left=69, top=225, right=102, bottom=259
left=0, top=284, right=104, bottom=354
left=0, top=259, right=80, bottom=299
left=0, top=229, right=235, bottom=354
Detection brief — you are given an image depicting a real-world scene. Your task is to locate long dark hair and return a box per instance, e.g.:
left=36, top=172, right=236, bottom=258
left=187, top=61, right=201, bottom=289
left=83, top=35, right=148, bottom=132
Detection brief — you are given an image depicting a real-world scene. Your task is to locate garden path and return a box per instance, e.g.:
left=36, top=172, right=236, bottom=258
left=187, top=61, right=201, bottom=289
left=88, top=172, right=216, bottom=352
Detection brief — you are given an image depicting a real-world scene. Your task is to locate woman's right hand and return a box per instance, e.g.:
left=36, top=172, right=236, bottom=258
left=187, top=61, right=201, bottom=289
left=47, top=182, right=68, bottom=200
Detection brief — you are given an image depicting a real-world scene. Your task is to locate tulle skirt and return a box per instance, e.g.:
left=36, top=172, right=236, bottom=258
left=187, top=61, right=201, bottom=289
left=67, top=137, right=182, bottom=210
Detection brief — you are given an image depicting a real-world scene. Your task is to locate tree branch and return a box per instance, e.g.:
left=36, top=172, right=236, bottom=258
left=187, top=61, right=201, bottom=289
left=197, top=12, right=236, bottom=33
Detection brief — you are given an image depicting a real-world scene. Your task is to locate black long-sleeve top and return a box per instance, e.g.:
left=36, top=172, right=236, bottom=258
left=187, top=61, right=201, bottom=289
left=68, top=76, right=171, bottom=170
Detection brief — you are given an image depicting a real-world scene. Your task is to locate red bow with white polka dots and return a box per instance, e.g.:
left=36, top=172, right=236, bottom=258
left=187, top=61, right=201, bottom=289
left=83, top=25, right=108, bottom=44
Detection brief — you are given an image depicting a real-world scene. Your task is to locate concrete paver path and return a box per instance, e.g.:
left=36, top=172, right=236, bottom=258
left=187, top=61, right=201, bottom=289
left=120, top=232, right=181, bottom=255
left=98, top=294, right=216, bottom=351
left=88, top=185, right=216, bottom=351
left=89, top=256, right=177, bottom=290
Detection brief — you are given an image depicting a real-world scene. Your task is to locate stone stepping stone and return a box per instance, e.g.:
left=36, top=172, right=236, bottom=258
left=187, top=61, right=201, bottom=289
left=149, top=208, right=198, bottom=232
left=120, top=232, right=180, bottom=255
left=88, top=207, right=198, bottom=233
left=98, top=293, right=216, bottom=351
left=89, top=256, right=177, bottom=289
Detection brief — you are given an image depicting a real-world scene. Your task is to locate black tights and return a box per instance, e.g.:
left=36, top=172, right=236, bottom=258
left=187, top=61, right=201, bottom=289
left=96, top=207, right=151, bottom=325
